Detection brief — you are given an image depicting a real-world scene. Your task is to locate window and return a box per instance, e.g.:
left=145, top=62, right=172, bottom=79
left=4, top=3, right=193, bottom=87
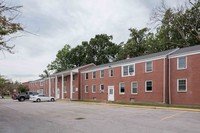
left=145, top=81, right=153, bottom=92
left=177, top=79, right=187, bottom=92
left=119, top=82, right=125, bottom=94
left=85, top=85, right=88, bottom=93
left=92, top=85, right=96, bottom=93
left=85, top=73, right=88, bottom=80
left=92, top=71, right=96, bottom=79
left=64, top=76, right=67, bottom=81
left=73, top=87, right=75, bottom=93
left=73, top=75, right=75, bottom=80
left=100, top=84, right=104, bottom=93
left=100, top=70, right=104, bottom=78
left=131, top=82, right=138, bottom=94
left=109, top=69, right=114, bottom=77
left=145, top=61, right=152, bottom=72
left=64, top=87, right=67, bottom=93
left=46, top=80, right=48, bottom=84
left=122, top=64, right=135, bottom=76
left=177, top=56, right=187, bottom=69
left=40, top=81, right=43, bottom=86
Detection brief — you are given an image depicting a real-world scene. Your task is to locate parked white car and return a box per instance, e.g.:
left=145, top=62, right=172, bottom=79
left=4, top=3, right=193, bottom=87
left=29, top=94, right=55, bottom=102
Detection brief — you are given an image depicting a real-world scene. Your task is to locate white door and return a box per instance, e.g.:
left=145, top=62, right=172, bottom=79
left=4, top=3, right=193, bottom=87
left=108, top=86, right=114, bottom=101
left=57, top=88, right=60, bottom=99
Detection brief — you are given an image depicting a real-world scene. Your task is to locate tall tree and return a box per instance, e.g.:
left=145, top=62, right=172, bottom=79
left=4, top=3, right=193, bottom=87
left=0, top=75, right=8, bottom=98
left=85, top=34, right=120, bottom=65
left=117, top=28, right=150, bottom=60
left=39, top=69, right=50, bottom=79
left=150, top=0, right=200, bottom=49
left=47, top=44, right=73, bottom=72
left=0, top=1, right=23, bottom=54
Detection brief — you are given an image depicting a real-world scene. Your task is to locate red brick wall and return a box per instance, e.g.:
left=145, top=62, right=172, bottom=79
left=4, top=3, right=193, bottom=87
left=81, top=59, right=165, bottom=103
left=170, top=54, right=200, bottom=105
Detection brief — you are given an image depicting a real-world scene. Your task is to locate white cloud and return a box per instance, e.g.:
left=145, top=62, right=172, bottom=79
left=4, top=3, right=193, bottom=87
left=0, top=0, right=188, bottom=82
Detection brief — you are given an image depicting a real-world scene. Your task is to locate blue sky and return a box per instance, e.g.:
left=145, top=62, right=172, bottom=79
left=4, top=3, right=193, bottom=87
left=0, top=0, right=188, bottom=82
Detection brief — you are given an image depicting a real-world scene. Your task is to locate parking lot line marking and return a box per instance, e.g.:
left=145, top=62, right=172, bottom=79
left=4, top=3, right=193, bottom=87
left=161, top=112, right=185, bottom=121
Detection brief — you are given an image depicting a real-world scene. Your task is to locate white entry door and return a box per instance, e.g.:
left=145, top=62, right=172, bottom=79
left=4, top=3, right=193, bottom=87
left=57, top=88, right=60, bottom=99
left=108, top=86, right=114, bottom=101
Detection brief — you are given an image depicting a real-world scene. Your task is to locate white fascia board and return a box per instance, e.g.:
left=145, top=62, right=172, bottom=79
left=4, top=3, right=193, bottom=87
left=169, top=50, right=200, bottom=58
left=81, top=55, right=167, bottom=73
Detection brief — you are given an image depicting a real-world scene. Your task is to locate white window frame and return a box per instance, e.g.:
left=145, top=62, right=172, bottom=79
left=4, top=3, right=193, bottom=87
left=121, top=64, right=135, bottom=77
left=85, top=85, right=88, bottom=93
left=177, top=78, right=187, bottom=92
left=85, top=73, right=89, bottom=80
left=40, top=81, right=43, bottom=86
left=92, top=71, right=96, bottom=79
left=119, top=82, right=125, bottom=94
left=145, top=80, right=153, bottom=92
left=72, top=87, right=75, bottom=93
left=131, top=81, right=138, bottom=94
left=100, top=70, right=104, bottom=78
left=92, top=84, right=96, bottom=93
left=64, top=87, right=67, bottom=93
left=100, top=84, right=104, bottom=93
left=177, top=56, right=187, bottom=70
left=145, top=61, right=153, bottom=73
left=109, top=69, right=114, bottom=77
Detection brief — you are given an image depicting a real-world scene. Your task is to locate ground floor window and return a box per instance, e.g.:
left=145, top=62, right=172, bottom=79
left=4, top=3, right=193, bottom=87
left=131, top=82, right=138, bottom=94
left=100, top=84, right=104, bottom=93
left=85, top=85, right=88, bottom=93
left=64, top=87, right=67, bottom=93
left=92, top=85, right=96, bottom=93
left=72, top=87, right=75, bottom=93
left=119, top=82, right=125, bottom=94
left=145, top=81, right=152, bottom=92
left=177, top=79, right=187, bottom=92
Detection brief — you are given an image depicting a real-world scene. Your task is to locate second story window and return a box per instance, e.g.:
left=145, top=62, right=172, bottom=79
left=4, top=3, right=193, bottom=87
left=122, top=64, right=135, bottom=76
left=73, top=75, right=75, bottom=80
left=145, top=61, right=152, bottom=72
left=92, top=71, right=96, bottom=79
left=85, top=73, right=88, bottom=80
left=109, top=69, right=114, bottom=77
left=100, top=70, right=104, bottom=78
left=177, top=56, right=187, bottom=70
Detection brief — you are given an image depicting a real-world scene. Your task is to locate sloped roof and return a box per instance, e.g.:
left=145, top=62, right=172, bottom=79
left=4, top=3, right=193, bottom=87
left=170, top=45, right=200, bottom=56
left=82, top=48, right=177, bottom=72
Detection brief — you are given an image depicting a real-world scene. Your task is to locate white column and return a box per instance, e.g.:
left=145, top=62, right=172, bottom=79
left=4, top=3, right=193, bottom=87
left=70, top=72, right=73, bottom=100
left=55, top=76, right=57, bottom=99
left=49, top=77, right=51, bottom=97
left=61, top=74, right=64, bottom=99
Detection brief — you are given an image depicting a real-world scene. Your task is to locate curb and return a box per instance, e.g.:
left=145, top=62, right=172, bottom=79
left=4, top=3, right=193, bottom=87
left=60, top=100, right=200, bottom=112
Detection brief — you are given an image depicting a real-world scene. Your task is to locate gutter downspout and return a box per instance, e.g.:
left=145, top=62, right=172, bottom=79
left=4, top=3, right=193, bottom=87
left=169, top=57, right=171, bottom=104
left=163, top=58, right=166, bottom=103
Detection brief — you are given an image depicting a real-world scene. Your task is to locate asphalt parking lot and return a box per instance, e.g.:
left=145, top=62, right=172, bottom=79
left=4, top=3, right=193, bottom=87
left=0, top=99, right=200, bottom=133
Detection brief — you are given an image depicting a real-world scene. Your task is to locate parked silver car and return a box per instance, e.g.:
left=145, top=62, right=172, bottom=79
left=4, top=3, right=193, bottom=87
left=30, top=94, right=55, bottom=102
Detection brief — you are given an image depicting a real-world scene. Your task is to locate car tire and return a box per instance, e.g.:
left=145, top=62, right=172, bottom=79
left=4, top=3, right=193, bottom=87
left=51, top=98, right=55, bottom=102
left=20, top=97, right=25, bottom=102
left=36, top=99, right=41, bottom=102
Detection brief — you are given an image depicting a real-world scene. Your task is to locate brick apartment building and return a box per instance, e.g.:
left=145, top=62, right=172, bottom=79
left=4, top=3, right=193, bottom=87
left=25, top=45, right=200, bottom=105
